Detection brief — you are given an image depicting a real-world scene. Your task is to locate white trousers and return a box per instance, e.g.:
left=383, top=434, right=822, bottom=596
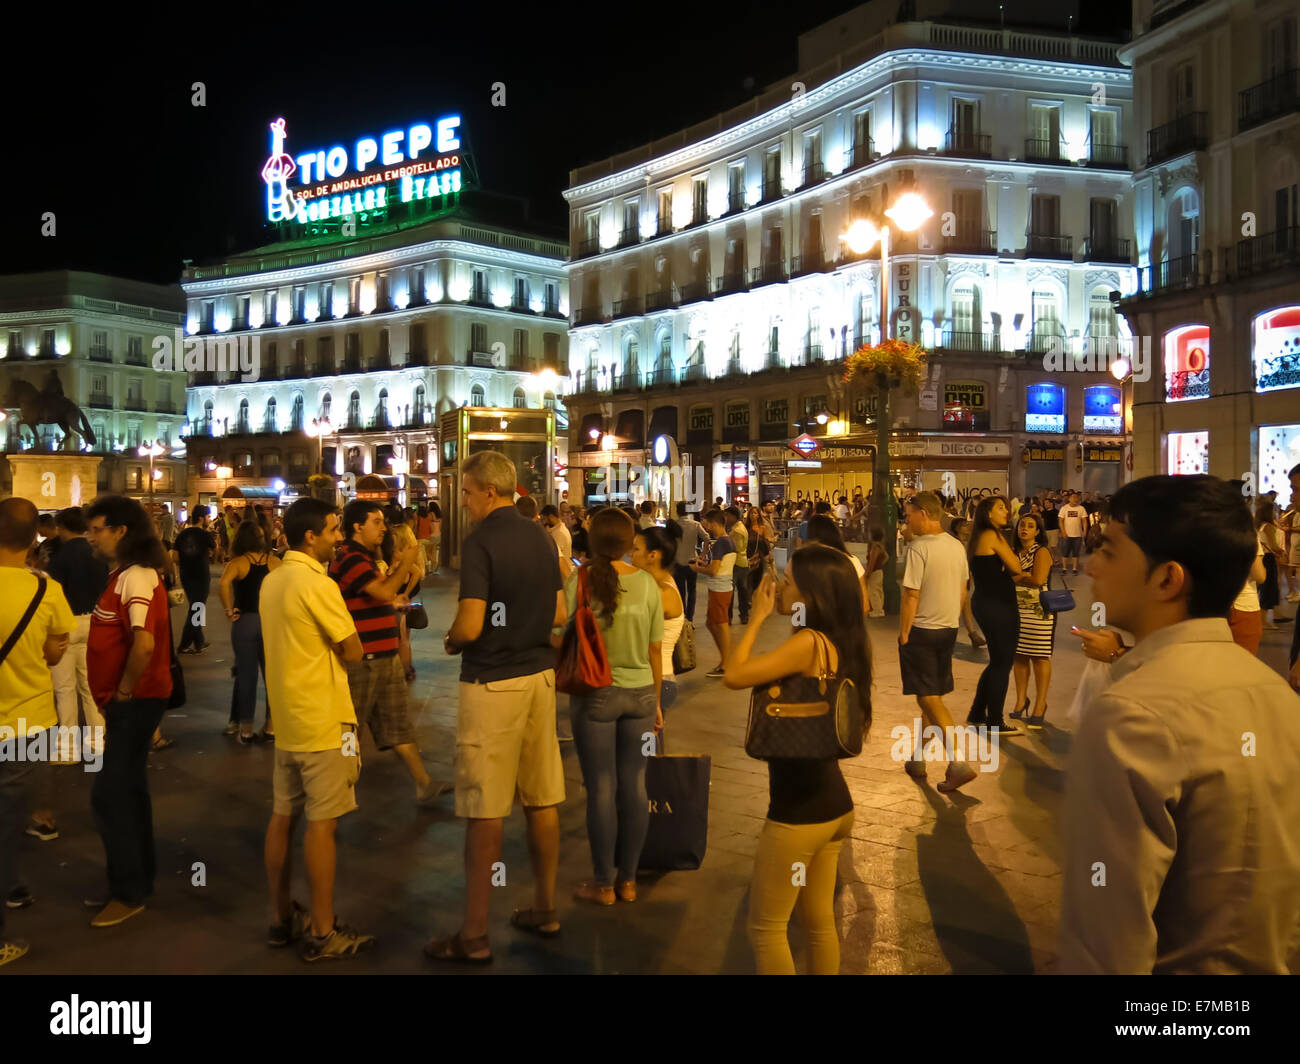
left=50, top=614, right=104, bottom=759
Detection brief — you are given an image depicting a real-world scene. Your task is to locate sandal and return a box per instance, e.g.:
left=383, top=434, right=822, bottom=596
left=423, top=931, right=492, bottom=964
left=510, top=908, right=561, bottom=937
left=151, top=736, right=175, bottom=751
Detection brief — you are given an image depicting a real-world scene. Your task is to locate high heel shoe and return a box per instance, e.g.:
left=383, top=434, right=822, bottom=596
left=1008, top=698, right=1030, bottom=722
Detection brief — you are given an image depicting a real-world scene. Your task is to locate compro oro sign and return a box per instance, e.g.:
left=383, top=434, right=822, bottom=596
left=261, top=115, right=466, bottom=228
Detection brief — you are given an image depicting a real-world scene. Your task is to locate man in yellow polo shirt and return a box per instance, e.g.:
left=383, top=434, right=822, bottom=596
left=259, top=497, right=368, bottom=963
left=1, top=498, right=74, bottom=967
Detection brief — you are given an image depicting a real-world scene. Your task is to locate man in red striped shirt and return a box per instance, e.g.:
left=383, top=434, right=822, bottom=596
left=84, top=496, right=173, bottom=929
left=329, top=501, right=446, bottom=805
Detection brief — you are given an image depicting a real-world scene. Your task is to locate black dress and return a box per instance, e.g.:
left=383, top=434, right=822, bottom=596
left=968, top=553, right=1020, bottom=726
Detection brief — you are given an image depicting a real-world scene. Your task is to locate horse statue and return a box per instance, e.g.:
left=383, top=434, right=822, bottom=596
left=8, top=371, right=97, bottom=449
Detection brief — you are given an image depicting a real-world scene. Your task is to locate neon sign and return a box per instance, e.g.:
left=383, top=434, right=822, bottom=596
left=260, top=115, right=465, bottom=229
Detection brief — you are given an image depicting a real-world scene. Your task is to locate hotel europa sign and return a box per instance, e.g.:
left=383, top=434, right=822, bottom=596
left=260, top=113, right=469, bottom=231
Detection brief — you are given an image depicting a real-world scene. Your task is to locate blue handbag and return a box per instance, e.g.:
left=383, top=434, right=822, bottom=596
left=1039, top=567, right=1075, bottom=614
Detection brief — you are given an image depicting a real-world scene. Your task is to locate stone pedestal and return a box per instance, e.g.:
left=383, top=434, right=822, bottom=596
left=7, top=453, right=103, bottom=510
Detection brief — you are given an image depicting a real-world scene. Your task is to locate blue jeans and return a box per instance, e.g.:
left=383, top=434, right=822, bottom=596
left=673, top=564, right=697, bottom=622
left=731, top=563, right=751, bottom=623
left=230, top=613, right=268, bottom=726
left=570, top=684, right=657, bottom=886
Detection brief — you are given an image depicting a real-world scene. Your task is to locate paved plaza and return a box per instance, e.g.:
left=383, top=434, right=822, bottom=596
left=4, top=569, right=1296, bottom=975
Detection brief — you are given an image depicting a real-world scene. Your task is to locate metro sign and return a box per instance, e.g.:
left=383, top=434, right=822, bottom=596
left=789, top=433, right=821, bottom=458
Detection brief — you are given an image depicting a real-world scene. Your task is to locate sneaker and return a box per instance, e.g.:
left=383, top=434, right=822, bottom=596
left=5, top=886, right=33, bottom=910
left=90, top=900, right=145, bottom=928
left=268, top=901, right=311, bottom=948
left=24, top=820, right=58, bottom=842
left=706, top=666, right=725, bottom=678
left=300, top=922, right=375, bottom=962
left=991, top=721, right=1023, bottom=737
left=0, top=939, right=29, bottom=968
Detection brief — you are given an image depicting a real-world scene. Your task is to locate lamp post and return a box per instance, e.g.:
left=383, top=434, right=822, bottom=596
left=215, top=464, right=232, bottom=506
left=138, top=440, right=165, bottom=512
left=841, top=191, right=932, bottom=615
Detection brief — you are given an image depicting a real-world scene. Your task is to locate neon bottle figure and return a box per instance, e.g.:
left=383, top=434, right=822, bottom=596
left=261, top=118, right=299, bottom=223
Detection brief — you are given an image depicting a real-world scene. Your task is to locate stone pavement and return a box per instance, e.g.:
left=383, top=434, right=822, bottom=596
left=4, top=568, right=1296, bottom=975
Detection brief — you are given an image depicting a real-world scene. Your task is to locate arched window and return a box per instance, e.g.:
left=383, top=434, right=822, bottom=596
left=377, top=388, right=389, bottom=428
left=264, top=396, right=277, bottom=432
left=414, top=384, right=426, bottom=424
left=470, top=384, right=485, bottom=406
left=237, top=397, right=250, bottom=433
left=290, top=393, right=304, bottom=430
left=347, top=390, right=360, bottom=427
left=1029, top=289, right=1063, bottom=355
left=624, top=336, right=639, bottom=382
left=513, top=387, right=526, bottom=408
left=1087, top=288, right=1118, bottom=339
left=320, top=392, right=332, bottom=422
left=949, top=280, right=984, bottom=351
left=543, top=390, right=556, bottom=410
left=202, top=399, right=214, bottom=425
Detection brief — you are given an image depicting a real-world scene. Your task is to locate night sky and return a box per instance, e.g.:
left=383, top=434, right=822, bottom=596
left=1, top=0, right=1131, bottom=285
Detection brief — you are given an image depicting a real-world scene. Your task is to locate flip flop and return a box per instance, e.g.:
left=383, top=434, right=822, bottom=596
left=510, top=908, right=561, bottom=938
left=424, top=931, right=492, bottom=964
left=151, top=737, right=175, bottom=751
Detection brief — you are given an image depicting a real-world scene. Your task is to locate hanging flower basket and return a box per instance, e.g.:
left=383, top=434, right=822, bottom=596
left=842, top=339, right=928, bottom=394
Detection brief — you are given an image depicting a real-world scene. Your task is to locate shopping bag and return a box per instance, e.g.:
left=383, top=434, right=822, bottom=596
left=639, top=729, right=711, bottom=872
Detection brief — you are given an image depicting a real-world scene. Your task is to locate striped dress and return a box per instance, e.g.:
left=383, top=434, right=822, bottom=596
left=1014, top=544, right=1056, bottom=658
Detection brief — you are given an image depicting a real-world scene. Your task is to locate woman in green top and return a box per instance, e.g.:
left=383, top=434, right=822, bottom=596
left=566, top=507, right=664, bottom=906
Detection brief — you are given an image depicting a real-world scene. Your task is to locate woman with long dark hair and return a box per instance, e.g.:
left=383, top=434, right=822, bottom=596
left=565, top=507, right=663, bottom=906
left=218, top=520, right=281, bottom=743
left=1009, top=513, right=1055, bottom=729
left=967, top=496, right=1036, bottom=735
left=745, top=507, right=773, bottom=592
left=724, top=545, right=871, bottom=975
left=804, top=514, right=868, bottom=613
left=631, top=523, right=684, bottom=711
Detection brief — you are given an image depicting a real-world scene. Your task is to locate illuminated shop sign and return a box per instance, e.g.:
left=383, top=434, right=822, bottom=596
left=1082, top=385, right=1122, bottom=434
left=261, top=115, right=466, bottom=230
left=1025, top=383, right=1066, bottom=434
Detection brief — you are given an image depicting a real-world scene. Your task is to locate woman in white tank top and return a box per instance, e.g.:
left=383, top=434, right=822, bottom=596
left=632, top=523, right=685, bottom=711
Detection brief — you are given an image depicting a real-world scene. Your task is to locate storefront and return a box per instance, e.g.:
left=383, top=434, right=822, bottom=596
left=785, top=440, right=876, bottom=504
left=893, top=435, right=1011, bottom=505
left=1081, top=442, right=1125, bottom=495
left=1022, top=441, right=1066, bottom=497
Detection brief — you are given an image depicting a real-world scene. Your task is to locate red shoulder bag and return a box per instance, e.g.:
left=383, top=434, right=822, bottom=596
left=555, top=566, right=612, bottom=695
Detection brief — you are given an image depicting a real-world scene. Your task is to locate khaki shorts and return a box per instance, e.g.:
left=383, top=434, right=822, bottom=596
left=272, top=741, right=360, bottom=821
left=455, top=669, right=564, bottom=819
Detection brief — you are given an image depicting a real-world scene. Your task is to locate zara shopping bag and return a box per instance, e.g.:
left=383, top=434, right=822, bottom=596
left=639, top=729, right=711, bottom=872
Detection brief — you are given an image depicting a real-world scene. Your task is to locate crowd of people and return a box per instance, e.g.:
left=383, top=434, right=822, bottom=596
left=1, top=457, right=1298, bottom=974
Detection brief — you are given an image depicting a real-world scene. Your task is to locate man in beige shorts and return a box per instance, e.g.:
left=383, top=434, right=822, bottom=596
left=260, top=497, right=371, bottom=963
left=429, top=450, right=567, bottom=963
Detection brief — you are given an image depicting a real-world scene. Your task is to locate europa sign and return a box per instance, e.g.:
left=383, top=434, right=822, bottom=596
left=789, top=433, right=821, bottom=458
left=261, top=115, right=465, bottom=227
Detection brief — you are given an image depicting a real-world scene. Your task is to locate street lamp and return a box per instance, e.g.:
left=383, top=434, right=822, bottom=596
left=138, top=440, right=165, bottom=512
left=841, top=191, right=932, bottom=615
left=305, top=416, right=335, bottom=475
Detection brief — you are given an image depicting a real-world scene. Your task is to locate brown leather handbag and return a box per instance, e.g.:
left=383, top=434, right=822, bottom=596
left=744, top=631, right=862, bottom=760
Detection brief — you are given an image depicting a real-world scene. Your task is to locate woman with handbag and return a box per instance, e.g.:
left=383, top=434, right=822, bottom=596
left=566, top=508, right=664, bottom=905
left=1008, top=513, right=1056, bottom=730
left=722, top=545, right=871, bottom=975
left=967, top=497, right=1038, bottom=736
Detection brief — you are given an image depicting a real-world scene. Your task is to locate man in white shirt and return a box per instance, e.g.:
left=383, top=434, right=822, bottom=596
left=1061, top=474, right=1300, bottom=973
left=898, top=492, right=975, bottom=793
left=1057, top=492, right=1088, bottom=574
left=539, top=505, right=571, bottom=559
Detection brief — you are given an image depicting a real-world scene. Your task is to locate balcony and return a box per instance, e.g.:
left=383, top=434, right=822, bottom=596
left=232, top=420, right=253, bottom=436
left=689, top=205, right=709, bottom=228
left=573, top=370, right=602, bottom=395
left=342, top=357, right=362, bottom=373
left=842, top=137, right=876, bottom=173
left=467, top=288, right=493, bottom=307
left=406, top=350, right=430, bottom=367
left=509, top=296, right=533, bottom=314
left=124, top=351, right=148, bottom=367
left=790, top=253, right=829, bottom=278
left=724, top=356, right=744, bottom=377
left=762, top=349, right=783, bottom=371
left=645, top=289, right=674, bottom=313
left=1026, top=233, right=1073, bottom=260
left=944, top=128, right=992, bottom=158
left=617, top=226, right=640, bottom=248
left=1146, top=112, right=1207, bottom=166
left=1082, top=237, right=1132, bottom=264
left=1136, top=254, right=1204, bottom=295
left=1236, top=226, right=1300, bottom=276
left=680, top=362, right=707, bottom=383
left=612, top=372, right=639, bottom=393
left=643, top=365, right=675, bottom=389
left=714, top=272, right=747, bottom=296
left=368, top=356, right=392, bottom=371
left=466, top=348, right=496, bottom=367
left=1238, top=69, right=1300, bottom=131
left=285, top=361, right=308, bottom=378
left=87, top=395, right=113, bottom=410
left=745, top=263, right=783, bottom=290
left=1027, top=331, right=1066, bottom=355
left=123, top=397, right=148, bottom=412
left=796, top=343, right=824, bottom=366
left=155, top=401, right=179, bottom=414
left=676, top=280, right=711, bottom=306
left=940, top=329, right=999, bottom=353
left=541, top=300, right=565, bottom=319
left=759, top=178, right=782, bottom=205
left=612, top=296, right=643, bottom=319
left=1024, top=138, right=1066, bottom=164
left=261, top=465, right=283, bottom=479
left=943, top=229, right=997, bottom=255
left=724, top=190, right=746, bottom=216
left=366, top=414, right=392, bottom=431
left=1087, top=142, right=1129, bottom=168
left=88, top=346, right=113, bottom=363
left=573, top=305, right=605, bottom=326
left=260, top=421, right=278, bottom=436
left=1167, top=368, right=1210, bottom=400
left=797, top=160, right=825, bottom=190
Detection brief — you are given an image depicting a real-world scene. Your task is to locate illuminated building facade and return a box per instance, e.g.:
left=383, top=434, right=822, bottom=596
left=0, top=270, right=189, bottom=510
left=1118, top=0, right=1300, bottom=496
left=181, top=111, right=569, bottom=509
left=563, top=1, right=1137, bottom=508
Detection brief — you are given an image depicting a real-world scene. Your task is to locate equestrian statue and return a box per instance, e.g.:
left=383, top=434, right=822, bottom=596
left=8, top=370, right=97, bottom=449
